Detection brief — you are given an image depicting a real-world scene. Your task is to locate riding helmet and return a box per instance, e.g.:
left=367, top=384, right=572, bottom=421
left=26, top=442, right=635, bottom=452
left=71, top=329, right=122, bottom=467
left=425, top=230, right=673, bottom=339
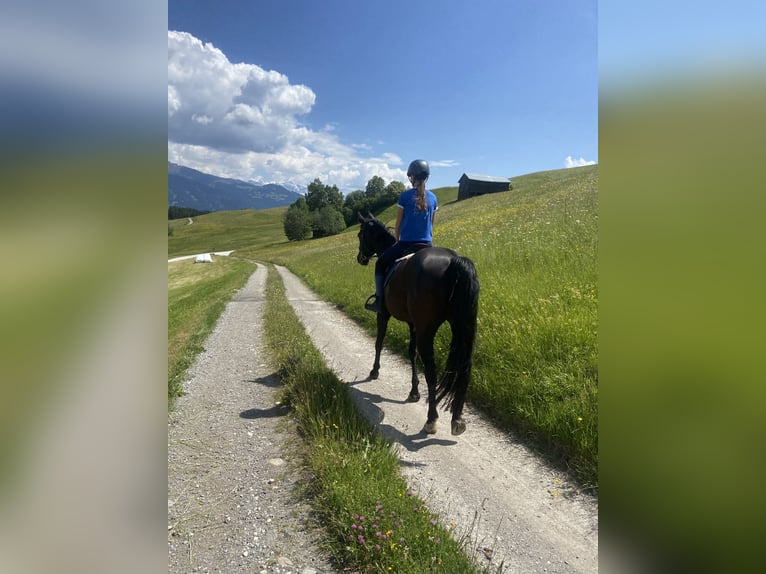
left=407, top=159, right=430, bottom=181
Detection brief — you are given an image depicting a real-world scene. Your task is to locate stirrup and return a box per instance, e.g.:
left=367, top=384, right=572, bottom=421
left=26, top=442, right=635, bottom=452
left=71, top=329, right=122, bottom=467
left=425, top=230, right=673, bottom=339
left=364, top=294, right=381, bottom=312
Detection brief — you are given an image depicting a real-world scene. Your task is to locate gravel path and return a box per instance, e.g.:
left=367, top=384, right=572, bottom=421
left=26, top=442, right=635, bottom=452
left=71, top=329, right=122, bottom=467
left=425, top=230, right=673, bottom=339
left=167, top=264, right=336, bottom=574
left=168, top=263, right=598, bottom=574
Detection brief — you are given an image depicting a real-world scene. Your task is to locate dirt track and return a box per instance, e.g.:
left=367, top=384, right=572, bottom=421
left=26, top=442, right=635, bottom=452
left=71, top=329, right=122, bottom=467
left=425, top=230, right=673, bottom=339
left=168, top=262, right=598, bottom=573
left=275, top=265, right=598, bottom=573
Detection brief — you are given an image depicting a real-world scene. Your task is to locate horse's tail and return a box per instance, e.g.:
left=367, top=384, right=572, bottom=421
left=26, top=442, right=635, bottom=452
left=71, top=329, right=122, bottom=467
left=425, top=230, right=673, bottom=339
left=436, top=255, right=479, bottom=415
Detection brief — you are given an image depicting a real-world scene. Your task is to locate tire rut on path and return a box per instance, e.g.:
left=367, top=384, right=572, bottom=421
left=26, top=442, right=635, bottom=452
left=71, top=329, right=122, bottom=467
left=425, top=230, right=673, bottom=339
left=275, top=265, right=598, bottom=574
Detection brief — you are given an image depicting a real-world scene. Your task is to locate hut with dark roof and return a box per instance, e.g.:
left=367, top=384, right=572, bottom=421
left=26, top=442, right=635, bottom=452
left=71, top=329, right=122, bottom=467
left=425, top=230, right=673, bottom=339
left=457, top=173, right=512, bottom=201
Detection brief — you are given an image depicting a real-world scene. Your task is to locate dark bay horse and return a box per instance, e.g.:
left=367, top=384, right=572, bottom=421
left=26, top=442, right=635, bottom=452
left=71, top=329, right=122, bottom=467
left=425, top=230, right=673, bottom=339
left=356, top=213, right=480, bottom=435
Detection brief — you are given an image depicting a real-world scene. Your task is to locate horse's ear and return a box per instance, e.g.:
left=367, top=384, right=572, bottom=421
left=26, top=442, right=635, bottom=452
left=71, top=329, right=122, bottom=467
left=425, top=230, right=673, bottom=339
left=357, top=212, right=366, bottom=223
left=367, top=211, right=374, bottom=219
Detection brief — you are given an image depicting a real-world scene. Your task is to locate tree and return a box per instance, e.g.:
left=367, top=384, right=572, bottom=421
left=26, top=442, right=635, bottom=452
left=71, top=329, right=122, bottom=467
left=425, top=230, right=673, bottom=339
left=283, top=201, right=312, bottom=241
left=312, top=205, right=346, bottom=238
left=305, top=178, right=343, bottom=212
left=342, top=189, right=368, bottom=226
left=382, top=180, right=405, bottom=204
left=364, top=175, right=386, bottom=198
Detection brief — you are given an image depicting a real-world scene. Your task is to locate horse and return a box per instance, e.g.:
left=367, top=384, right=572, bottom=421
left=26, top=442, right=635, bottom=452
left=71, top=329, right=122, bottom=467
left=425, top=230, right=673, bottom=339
left=356, top=213, right=480, bottom=436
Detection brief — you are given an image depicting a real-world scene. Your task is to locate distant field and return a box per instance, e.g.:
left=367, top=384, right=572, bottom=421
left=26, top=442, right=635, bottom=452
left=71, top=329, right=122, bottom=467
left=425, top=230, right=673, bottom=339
left=168, top=207, right=287, bottom=258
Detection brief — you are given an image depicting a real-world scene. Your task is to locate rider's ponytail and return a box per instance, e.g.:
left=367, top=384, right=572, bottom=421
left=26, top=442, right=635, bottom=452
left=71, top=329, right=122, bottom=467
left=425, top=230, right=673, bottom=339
left=415, top=180, right=426, bottom=211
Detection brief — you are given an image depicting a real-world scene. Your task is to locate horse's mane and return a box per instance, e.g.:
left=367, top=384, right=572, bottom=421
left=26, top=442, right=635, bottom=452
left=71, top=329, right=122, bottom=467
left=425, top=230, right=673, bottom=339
left=368, top=217, right=395, bottom=240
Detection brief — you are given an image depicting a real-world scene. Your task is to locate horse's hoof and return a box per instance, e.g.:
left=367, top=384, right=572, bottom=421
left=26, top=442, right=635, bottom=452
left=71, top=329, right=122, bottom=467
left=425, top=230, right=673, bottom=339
left=407, top=392, right=420, bottom=403
left=423, top=421, right=437, bottom=434
left=451, top=419, right=466, bottom=436
left=369, top=370, right=379, bottom=380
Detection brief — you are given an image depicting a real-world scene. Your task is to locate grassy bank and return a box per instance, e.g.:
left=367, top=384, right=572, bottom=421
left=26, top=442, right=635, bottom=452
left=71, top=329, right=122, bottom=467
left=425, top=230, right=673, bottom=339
left=262, top=264, right=489, bottom=573
left=241, top=165, right=598, bottom=489
left=167, top=256, right=256, bottom=404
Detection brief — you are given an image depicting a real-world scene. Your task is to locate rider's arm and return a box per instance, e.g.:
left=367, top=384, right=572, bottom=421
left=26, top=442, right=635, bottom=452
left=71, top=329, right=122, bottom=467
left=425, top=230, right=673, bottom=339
left=394, top=206, right=404, bottom=241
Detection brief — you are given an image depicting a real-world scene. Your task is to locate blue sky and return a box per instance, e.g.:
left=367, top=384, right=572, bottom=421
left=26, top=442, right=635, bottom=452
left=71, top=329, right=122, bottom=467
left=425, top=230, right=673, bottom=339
left=168, top=0, right=597, bottom=192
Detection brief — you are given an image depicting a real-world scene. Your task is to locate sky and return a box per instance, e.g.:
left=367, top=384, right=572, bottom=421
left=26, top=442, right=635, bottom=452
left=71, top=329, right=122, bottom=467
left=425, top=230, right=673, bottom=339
left=168, top=0, right=597, bottom=193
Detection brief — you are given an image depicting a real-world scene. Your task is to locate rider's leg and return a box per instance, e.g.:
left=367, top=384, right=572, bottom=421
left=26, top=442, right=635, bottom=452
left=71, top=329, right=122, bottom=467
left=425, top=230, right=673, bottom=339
left=365, top=259, right=387, bottom=312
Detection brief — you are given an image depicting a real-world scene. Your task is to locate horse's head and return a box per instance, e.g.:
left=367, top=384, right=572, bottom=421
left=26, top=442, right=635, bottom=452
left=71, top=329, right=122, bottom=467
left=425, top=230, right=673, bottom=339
left=356, top=212, right=378, bottom=265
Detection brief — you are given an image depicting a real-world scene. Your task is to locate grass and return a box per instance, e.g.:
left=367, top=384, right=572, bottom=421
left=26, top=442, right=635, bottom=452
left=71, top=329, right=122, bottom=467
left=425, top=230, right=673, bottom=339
left=239, top=165, right=598, bottom=489
left=168, top=207, right=287, bottom=258
left=167, top=256, right=256, bottom=405
left=262, top=264, right=489, bottom=573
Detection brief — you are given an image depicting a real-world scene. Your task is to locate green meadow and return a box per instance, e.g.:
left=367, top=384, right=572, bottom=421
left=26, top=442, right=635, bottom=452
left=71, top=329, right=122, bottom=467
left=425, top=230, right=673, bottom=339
left=169, top=164, right=598, bottom=489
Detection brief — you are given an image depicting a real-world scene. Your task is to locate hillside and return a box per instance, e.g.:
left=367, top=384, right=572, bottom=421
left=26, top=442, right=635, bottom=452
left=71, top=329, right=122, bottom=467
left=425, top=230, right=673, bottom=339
left=168, top=162, right=303, bottom=211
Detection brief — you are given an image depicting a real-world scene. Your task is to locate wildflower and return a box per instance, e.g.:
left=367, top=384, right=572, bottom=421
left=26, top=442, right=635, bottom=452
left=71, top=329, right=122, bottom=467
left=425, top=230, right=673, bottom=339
left=358, top=535, right=365, bottom=544
left=375, top=544, right=381, bottom=551
left=577, top=417, right=583, bottom=422
left=430, top=518, right=437, bottom=526
left=406, top=490, right=413, bottom=497
left=332, top=423, right=338, bottom=429
left=351, top=523, right=357, bottom=530
left=435, top=538, right=441, bottom=544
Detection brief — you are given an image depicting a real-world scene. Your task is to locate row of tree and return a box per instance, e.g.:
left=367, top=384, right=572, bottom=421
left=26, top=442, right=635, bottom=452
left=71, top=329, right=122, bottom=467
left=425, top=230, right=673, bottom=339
left=168, top=205, right=211, bottom=220
left=283, top=176, right=406, bottom=241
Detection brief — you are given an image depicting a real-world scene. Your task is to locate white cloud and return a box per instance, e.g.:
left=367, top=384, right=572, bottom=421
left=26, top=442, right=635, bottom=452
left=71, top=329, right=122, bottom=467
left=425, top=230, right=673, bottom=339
left=565, top=155, right=596, bottom=168
left=430, top=159, right=459, bottom=168
left=167, top=31, right=407, bottom=192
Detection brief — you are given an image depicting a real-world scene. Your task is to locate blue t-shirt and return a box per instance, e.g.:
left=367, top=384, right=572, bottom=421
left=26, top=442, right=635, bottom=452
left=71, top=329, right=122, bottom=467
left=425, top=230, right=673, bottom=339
left=397, top=188, right=438, bottom=242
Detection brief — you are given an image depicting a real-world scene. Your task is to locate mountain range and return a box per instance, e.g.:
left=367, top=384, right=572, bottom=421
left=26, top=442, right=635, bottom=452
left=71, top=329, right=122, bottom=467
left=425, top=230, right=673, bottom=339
left=168, top=162, right=304, bottom=211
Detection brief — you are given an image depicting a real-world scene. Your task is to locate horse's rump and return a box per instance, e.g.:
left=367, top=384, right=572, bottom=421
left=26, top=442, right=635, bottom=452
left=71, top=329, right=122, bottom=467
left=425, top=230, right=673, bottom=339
left=385, top=247, right=456, bottom=322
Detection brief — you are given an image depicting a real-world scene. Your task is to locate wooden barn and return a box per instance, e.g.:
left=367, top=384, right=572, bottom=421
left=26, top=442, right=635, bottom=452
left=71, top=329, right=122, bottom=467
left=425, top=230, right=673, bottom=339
left=457, top=173, right=512, bottom=201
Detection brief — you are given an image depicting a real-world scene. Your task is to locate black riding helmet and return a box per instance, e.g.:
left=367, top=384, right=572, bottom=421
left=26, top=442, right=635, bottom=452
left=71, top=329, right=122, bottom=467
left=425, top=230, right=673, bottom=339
left=407, top=159, right=430, bottom=181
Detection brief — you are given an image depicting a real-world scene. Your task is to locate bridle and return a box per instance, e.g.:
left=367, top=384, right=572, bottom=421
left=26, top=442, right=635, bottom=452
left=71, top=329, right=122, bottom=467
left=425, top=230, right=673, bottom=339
left=357, top=220, right=380, bottom=265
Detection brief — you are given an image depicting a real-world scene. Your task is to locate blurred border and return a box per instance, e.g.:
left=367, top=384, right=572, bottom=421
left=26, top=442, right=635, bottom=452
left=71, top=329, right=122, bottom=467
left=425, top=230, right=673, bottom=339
left=1, top=2, right=167, bottom=573
left=600, top=2, right=766, bottom=571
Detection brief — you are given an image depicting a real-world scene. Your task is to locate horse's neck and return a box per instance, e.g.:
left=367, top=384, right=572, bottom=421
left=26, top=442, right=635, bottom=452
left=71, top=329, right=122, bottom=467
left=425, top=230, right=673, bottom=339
left=376, top=232, right=396, bottom=255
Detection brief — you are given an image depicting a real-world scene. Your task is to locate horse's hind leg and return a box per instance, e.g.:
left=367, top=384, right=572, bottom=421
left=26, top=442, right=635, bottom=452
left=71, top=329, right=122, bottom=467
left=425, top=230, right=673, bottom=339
left=406, top=323, right=420, bottom=402
left=450, top=369, right=469, bottom=436
left=369, top=312, right=390, bottom=380
left=417, top=332, right=439, bottom=434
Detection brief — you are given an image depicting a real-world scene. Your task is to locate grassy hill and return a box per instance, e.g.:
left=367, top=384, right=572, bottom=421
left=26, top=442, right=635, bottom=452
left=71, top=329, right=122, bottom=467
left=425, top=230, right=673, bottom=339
left=169, top=164, right=598, bottom=488
left=168, top=206, right=287, bottom=258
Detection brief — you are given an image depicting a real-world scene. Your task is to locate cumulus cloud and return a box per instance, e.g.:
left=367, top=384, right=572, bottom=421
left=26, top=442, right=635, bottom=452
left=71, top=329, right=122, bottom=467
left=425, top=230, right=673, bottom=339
left=565, top=155, right=596, bottom=168
left=168, top=31, right=315, bottom=154
left=167, top=31, right=407, bottom=192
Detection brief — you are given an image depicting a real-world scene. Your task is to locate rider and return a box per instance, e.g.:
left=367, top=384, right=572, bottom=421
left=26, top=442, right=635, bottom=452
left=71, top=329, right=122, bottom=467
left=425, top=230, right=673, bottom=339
left=365, top=159, right=438, bottom=312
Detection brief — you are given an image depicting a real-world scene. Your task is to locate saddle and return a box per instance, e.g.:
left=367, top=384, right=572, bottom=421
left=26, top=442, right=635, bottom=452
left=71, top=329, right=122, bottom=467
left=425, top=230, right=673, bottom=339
left=383, top=243, right=431, bottom=288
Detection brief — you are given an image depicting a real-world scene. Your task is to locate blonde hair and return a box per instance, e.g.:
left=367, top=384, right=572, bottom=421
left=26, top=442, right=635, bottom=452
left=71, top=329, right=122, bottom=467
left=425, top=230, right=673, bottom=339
left=414, top=180, right=426, bottom=211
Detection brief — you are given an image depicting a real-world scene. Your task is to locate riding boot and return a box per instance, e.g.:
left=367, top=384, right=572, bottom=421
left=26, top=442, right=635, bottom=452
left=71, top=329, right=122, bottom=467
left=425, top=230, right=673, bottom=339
left=364, top=273, right=385, bottom=312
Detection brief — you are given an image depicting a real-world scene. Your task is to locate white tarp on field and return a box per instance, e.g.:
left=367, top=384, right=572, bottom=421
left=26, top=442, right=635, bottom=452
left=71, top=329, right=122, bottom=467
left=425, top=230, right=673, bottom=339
left=194, top=253, right=213, bottom=263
